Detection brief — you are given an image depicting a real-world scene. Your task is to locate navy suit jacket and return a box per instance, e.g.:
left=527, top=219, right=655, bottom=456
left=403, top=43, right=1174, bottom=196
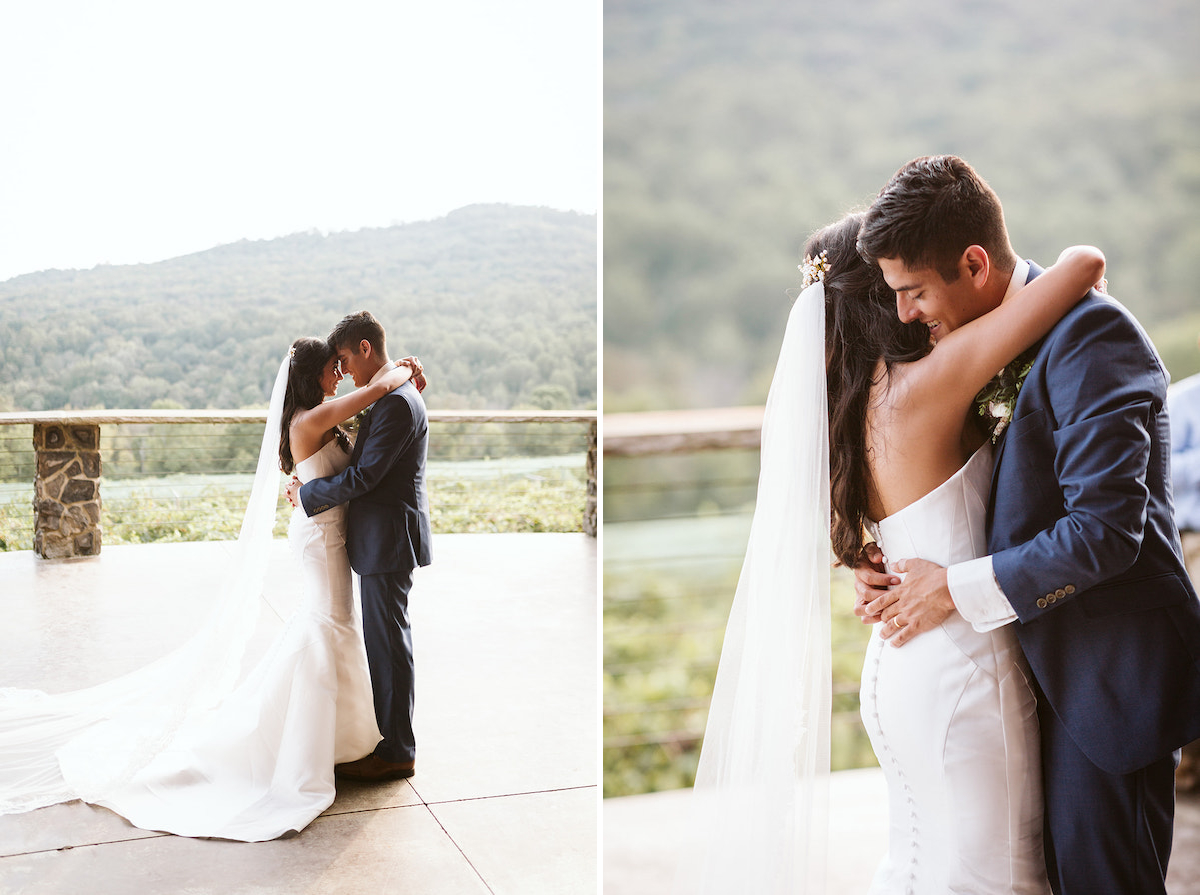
left=988, top=263, right=1200, bottom=774
left=299, top=379, right=432, bottom=575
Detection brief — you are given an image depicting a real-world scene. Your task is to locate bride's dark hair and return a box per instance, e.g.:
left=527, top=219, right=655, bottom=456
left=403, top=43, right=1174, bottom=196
left=805, top=213, right=931, bottom=566
left=279, top=337, right=348, bottom=475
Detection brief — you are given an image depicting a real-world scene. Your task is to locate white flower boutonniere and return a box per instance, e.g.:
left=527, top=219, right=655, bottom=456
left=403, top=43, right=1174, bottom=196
left=347, top=408, right=369, bottom=437
left=974, top=347, right=1037, bottom=443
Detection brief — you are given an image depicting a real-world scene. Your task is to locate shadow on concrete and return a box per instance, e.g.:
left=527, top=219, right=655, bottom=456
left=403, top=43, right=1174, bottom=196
left=0, top=534, right=597, bottom=895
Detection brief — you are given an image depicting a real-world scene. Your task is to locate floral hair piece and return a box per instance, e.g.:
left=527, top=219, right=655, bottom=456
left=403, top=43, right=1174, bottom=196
left=288, top=346, right=297, bottom=358
left=799, top=249, right=829, bottom=289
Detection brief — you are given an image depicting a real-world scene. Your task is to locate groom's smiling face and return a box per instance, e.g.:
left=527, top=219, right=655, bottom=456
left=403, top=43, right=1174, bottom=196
left=877, top=254, right=987, bottom=343
left=336, top=342, right=373, bottom=387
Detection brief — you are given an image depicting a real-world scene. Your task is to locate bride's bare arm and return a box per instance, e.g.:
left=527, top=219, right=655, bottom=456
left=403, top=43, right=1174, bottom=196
left=912, top=246, right=1104, bottom=411
left=294, top=363, right=414, bottom=438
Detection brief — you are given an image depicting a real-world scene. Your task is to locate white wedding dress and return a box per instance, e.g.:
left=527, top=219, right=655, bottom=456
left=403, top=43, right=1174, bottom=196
left=677, top=285, right=1051, bottom=893
left=0, top=358, right=379, bottom=841
left=861, top=442, right=1050, bottom=894
left=62, top=438, right=381, bottom=841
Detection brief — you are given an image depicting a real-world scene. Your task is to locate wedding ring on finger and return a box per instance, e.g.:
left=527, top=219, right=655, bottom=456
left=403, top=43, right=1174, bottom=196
left=891, top=617, right=902, bottom=630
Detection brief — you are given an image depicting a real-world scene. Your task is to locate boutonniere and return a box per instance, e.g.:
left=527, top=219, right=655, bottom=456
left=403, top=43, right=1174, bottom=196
left=974, top=347, right=1037, bottom=443
left=348, top=408, right=369, bottom=435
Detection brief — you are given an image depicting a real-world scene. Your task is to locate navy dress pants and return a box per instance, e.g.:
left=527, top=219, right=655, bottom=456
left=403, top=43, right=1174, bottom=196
left=1038, top=690, right=1178, bottom=895
left=360, top=567, right=416, bottom=763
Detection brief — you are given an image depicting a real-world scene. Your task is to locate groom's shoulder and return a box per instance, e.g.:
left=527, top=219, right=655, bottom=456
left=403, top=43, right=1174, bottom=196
left=1048, top=290, right=1151, bottom=349
left=376, top=381, right=427, bottom=420
left=1029, top=258, right=1138, bottom=334
left=1041, top=291, right=1165, bottom=382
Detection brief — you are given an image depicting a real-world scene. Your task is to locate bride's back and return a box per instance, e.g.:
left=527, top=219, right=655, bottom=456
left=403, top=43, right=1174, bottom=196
left=862, top=355, right=987, bottom=524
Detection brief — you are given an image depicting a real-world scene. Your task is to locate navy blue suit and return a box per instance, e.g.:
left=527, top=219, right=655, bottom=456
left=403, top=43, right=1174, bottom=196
left=300, top=379, right=431, bottom=763
left=988, top=264, right=1200, bottom=893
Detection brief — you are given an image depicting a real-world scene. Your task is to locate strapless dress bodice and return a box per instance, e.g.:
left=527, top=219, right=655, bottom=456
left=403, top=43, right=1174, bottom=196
left=867, top=442, right=992, bottom=570
left=293, top=438, right=351, bottom=528
left=865, top=440, right=1018, bottom=678
left=859, top=439, right=1049, bottom=894
left=295, top=437, right=351, bottom=483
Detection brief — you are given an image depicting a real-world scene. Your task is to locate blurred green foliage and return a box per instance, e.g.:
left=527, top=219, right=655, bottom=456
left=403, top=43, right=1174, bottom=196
left=603, top=447, right=878, bottom=797
left=0, top=418, right=590, bottom=550
left=605, top=0, right=1200, bottom=411
left=604, top=530, right=875, bottom=798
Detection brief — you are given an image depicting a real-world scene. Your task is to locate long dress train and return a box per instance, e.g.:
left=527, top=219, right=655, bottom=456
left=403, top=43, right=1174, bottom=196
left=64, top=437, right=380, bottom=841
left=861, top=442, right=1050, bottom=894
left=0, top=356, right=378, bottom=841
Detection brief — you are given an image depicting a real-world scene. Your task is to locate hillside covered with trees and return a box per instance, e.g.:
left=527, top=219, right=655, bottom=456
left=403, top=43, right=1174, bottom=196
left=0, top=204, right=596, bottom=412
left=605, top=0, right=1200, bottom=410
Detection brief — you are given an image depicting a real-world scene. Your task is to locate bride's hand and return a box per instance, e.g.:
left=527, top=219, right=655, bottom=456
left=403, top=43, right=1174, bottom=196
left=378, top=364, right=414, bottom=392
left=398, top=355, right=428, bottom=392
left=873, top=558, right=955, bottom=647
left=284, top=476, right=301, bottom=509
left=852, top=543, right=899, bottom=624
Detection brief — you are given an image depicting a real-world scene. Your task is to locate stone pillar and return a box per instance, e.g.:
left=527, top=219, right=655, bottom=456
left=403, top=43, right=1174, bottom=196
left=584, top=419, right=597, bottom=537
left=33, top=423, right=102, bottom=558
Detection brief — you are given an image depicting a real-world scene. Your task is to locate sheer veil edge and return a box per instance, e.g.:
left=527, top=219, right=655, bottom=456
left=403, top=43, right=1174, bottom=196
left=0, top=355, right=290, bottom=813
left=673, top=283, right=832, bottom=894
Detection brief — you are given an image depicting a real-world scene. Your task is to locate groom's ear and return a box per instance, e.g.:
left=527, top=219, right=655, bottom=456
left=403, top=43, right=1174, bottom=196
left=359, top=339, right=374, bottom=361
left=961, top=245, right=990, bottom=287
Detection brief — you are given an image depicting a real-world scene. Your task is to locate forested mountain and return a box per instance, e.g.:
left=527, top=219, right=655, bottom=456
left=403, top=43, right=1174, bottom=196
left=605, top=0, right=1200, bottom=410
left=0, top=205, right=596, bottom=412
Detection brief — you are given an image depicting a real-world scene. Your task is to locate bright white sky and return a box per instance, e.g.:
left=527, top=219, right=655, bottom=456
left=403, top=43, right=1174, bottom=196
left=0, top=0, right=599, bottom=282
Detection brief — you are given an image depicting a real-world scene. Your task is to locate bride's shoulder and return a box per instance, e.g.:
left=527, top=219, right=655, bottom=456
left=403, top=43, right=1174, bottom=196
left=870, top=356, right=923, bottom=407
left=290, top=403, right=319, bottom=430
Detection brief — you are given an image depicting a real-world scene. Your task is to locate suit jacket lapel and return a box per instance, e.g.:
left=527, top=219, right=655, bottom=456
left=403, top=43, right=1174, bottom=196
left=986, top=422, right=1009, bottom=533
left=352, top=406, right=374, bottom=463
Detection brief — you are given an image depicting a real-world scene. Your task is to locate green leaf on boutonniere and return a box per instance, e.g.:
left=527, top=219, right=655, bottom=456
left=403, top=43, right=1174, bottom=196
left=974, top=346, right=1037, bottom=443
left=347, top=408, right=368, bottom=436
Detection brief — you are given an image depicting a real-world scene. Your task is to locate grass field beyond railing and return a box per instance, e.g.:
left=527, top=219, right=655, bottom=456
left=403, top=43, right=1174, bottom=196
left=603, top=415, right=878, bottom=798
left=0, top=461, right=585, bottom=551
left=0, top=413, right=592, bottom=551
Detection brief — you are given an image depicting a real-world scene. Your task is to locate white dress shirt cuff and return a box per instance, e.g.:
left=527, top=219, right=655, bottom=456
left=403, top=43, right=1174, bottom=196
left=947, top=555, right=1017, bottom=632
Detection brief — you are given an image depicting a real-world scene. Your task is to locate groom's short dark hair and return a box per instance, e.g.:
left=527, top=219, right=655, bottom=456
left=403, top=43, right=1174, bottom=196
left=857, top=155, right=1013, bottom=282
left=329, top=310, right=387, bottom=357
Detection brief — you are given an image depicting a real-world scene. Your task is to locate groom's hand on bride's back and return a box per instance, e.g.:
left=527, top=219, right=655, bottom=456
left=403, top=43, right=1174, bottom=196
left=852, top=543, right=898, bottom=625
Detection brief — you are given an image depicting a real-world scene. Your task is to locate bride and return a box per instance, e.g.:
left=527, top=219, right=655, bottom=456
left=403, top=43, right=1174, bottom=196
left=0, top=337, right=420, bottom=841
left=675, top=212, right=1102, bottom=892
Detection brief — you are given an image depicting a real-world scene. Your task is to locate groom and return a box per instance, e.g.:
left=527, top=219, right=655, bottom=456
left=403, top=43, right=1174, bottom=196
left=287, top=310, right=432, bottom=781
left=852, top=156, right=1200, bottom=894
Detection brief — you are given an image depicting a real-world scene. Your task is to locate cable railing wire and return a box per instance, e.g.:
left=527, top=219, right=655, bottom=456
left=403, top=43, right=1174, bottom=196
left=0, top=415, right=593, bottom=549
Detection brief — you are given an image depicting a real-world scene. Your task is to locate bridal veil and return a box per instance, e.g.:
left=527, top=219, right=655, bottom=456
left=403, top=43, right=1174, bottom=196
left=0, top=356, right=290, bottom=814
left=674, top=282, right=832, bottom=893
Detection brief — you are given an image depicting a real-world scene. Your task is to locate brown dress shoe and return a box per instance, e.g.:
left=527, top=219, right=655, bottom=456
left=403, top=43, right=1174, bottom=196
left=335, top=753, right=416, bottom=781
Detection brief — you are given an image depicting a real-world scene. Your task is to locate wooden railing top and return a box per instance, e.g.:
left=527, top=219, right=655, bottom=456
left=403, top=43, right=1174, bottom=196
left=603, top=406, right=764, bottom=456
left=0, top=409, right=597, bottom=426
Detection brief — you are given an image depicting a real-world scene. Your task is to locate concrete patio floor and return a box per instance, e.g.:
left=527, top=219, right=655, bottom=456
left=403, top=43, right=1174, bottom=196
left=605, top=769, right=1200, bottom=894
left=0, top=533, right=597, bottom=895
